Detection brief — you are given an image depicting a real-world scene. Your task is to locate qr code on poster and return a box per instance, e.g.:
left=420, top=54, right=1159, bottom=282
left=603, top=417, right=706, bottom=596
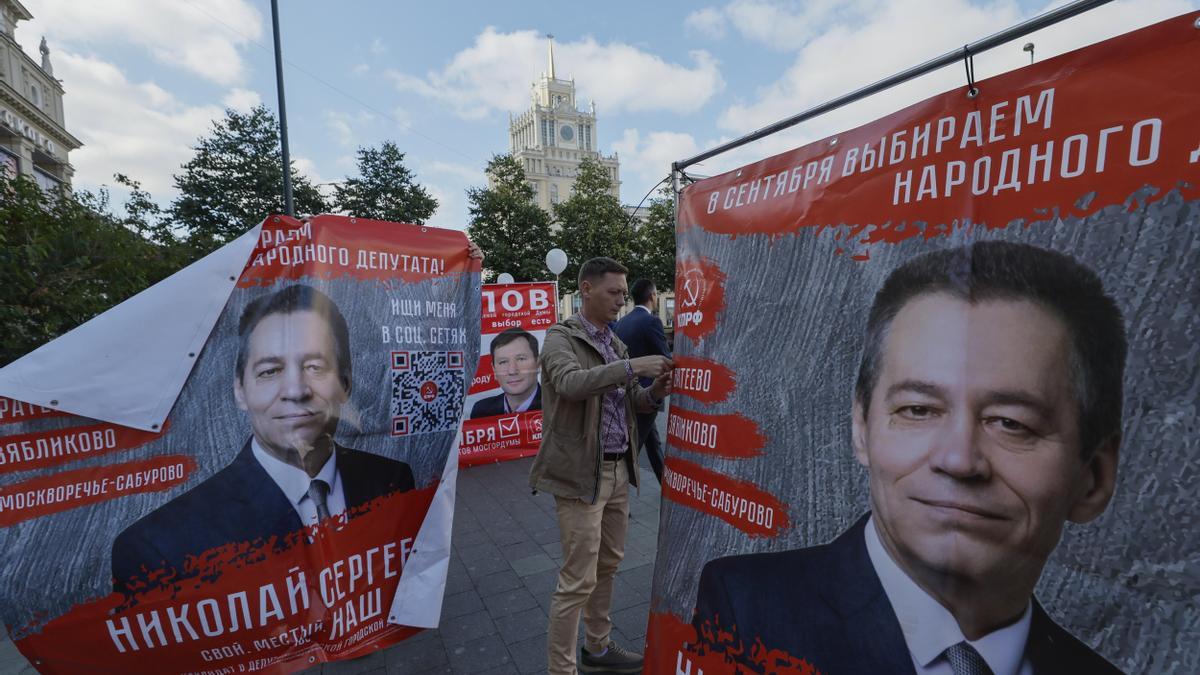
left=390, top=351, right=466, bottom=436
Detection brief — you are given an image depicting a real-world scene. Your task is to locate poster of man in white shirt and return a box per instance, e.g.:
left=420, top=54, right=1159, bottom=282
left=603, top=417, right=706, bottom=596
left=469, top=328, right=542, bottom=419
left=692, top=242, right=1125, bottom=674
left=111, top=284, right=414, bottom=594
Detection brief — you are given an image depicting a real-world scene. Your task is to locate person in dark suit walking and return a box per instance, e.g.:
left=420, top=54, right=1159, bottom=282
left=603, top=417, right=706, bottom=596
left=112, top=284, right=414, bottom=594
left=614, top=279, right=670, bottom=483
left=694, top=242, right=1127, bottom=674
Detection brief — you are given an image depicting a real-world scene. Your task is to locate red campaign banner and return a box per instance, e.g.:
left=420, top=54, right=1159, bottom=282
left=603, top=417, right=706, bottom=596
left=14, top=487, right=436, bottom=674
left=459, top=411, right=543, bottom=468
left=677, top=15, right=1200, bottom=260
left=674, top=257, right=726, bottom=340
left=665, top=407, right=766, bottom=459
left=0, top=421, right=167, bottom=475
left=0, top=455, right=195, bottom=527
left=671, top=356, right=737, bottom=404
left=480, top=283, right=557, bottom=333
left=650, top=13, right=1200, bottom=675
left=661, top=457, right=790, bottom=538
left=459, top=282, right=557, bottom=467
left=2, top=214, right=480, bottom=674
left=0, top=397, right=68, bottom=427
left=468, top=355, right=495, bottom=395
left=646, top=611, right=824, bottom=675
left=238, top=215, right=477, bottom=287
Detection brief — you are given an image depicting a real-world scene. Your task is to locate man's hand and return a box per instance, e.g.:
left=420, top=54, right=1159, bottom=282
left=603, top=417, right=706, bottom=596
left=630, top=355, right=672, bottom=378
left=649, top=370, right=673, bottom=400
left=467, top=239, right=484, bottom=261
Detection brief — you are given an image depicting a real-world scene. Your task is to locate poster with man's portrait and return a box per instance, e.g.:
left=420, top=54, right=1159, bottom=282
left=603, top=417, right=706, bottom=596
left=647, top=12, right=1199, bottom=675
left=459, top=281, right=557, bottom=467
left=0, top=215, right=481, bottom=673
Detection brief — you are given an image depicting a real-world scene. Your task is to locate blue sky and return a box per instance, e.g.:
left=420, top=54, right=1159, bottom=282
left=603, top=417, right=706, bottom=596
left=16, top=0, right=1192, bottom=231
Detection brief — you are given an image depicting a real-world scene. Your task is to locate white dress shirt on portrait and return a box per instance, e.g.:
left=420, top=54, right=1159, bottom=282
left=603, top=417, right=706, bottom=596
left=505, top=387, right=540, bottom=414
left=251, top=438, right=347, bottom=526
left=865, top=516, right=1034, bottom=675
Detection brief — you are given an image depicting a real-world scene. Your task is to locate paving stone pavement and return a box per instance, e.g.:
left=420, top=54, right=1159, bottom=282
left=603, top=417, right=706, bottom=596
left=0, top=450, right=664, bottom=675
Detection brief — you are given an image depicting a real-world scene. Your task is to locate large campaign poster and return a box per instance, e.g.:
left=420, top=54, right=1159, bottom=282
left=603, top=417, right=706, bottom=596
left=647, top=12, right=1199, bottom=675
left=459, top=282, right=556, bottom=467
left=0, top=214, right=480, bottom=673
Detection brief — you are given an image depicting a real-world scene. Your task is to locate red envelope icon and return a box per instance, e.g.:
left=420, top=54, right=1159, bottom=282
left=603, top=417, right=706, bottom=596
left=498, top=414, right=520, bottom=439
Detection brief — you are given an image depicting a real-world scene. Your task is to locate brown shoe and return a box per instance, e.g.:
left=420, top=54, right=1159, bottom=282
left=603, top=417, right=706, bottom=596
left=579, top=641, right=642, bottom=674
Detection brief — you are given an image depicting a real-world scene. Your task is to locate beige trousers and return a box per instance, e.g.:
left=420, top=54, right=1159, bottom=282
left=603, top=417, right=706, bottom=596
left=546, top=458, right=630, bottom=675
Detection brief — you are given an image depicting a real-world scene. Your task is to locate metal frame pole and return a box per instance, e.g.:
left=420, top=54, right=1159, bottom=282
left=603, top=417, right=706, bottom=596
left=270, top=0, right=295, bottom=217
left=672, top=0, right=1113, bottom=175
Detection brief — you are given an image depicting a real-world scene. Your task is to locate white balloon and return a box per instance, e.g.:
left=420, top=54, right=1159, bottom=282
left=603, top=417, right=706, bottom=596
left=496, top=272, right=515, bottom=284
left=545, top=248, right=568, bottom=275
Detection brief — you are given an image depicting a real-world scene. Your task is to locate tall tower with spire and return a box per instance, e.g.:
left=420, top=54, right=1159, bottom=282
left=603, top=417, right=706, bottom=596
left=501, top=34, right=620, bottom=213
left=0, top=0, right=80, bottom=188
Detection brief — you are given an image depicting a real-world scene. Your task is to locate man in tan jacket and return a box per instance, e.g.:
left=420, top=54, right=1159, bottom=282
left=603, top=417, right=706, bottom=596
left=530, top=257, right=672, bottom=674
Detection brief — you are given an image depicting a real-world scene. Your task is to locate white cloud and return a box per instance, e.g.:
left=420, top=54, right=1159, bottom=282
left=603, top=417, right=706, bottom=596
left=713, top=0, right=1192, bottom=151
left=323, top=111, right=376, bottom=148
left=424, top=182, right=469, bottom=232
left=684, top=8, right=727, bottom=39
left=292, top=156, right=332, bottom=187
left=390, top=107, right=413, bottom=133
left=723, top=0, right=857, bottom=51
left=222, top=88, right=262, bottom=112
left=351, top=63, right=370, bottom=76
left=54, top=52, right=227, bottom=198
left=385, top=28, right=724, bottom=119
left=426, top=161, right=482, bottom=184
left=21, top=0, right=263, bottom=86
left=369, top=38, right=388, bottom=56
left=613, top=129, right=700, bottom=197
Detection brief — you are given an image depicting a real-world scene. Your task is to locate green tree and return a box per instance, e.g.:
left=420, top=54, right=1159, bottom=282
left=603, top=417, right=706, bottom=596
left=626, top=187, right=675, bottom=292
left=552, top=156, right=633, bottom=293
left=170, top=105, right=327, bottom=253
left=332, top=140, right=438, bottom=224
left=466, top=154, right=554, bottom=283
left=0, top=174, right=187, bottom=366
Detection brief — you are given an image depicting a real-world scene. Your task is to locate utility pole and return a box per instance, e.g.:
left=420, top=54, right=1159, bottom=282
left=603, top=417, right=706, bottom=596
left=270, top=0, right=294, bottom=216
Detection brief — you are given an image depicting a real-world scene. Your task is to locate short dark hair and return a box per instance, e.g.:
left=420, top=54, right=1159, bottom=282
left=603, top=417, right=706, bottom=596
left=578, top=257, right=628, bottom=289
left=854, top=241, right=1126, bottom=456
left=630, top=279, right=656, bottom=306
left=490, top=327, right=539, bottom=360
left=235, top=284, right=353, bottom=392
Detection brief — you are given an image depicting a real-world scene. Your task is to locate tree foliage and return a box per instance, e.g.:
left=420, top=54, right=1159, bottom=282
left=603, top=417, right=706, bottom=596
left=466, top=154, right=554, bottom=283
left=0, top=175, right=189, bottom=366
left=626, top=187, right=675, bottom=292
left=332, top=141, right=437, bottom=224
left=552, top=156, right=633, bottom=293
left=170, top=105, right=327, bottom=253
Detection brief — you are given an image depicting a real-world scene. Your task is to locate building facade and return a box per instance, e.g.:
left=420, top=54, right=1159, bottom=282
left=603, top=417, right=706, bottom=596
left=501, top=37, right=619, bottom=212
left=0, top=0, right=80, bottom=189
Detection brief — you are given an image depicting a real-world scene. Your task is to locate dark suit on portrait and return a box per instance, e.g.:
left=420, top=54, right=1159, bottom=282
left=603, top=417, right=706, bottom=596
left=469, top=384, right=541, bottom=419
left=111, top=440, right=414, bottom=595
left=614, top=306, right=670, bottom=483
left=693, top=514, right=1123, bottom=675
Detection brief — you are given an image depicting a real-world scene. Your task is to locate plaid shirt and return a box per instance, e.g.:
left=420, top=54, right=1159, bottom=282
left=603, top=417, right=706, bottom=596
left=577, top=314, right=630, bottom=456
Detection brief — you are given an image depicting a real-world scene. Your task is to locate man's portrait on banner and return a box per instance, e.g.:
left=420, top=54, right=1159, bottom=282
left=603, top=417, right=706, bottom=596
left=469, top=327, right=542, bottom=419
left=694, top=241, right=1126, bottom=674
left=112, top=284, right=415, bottom=593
